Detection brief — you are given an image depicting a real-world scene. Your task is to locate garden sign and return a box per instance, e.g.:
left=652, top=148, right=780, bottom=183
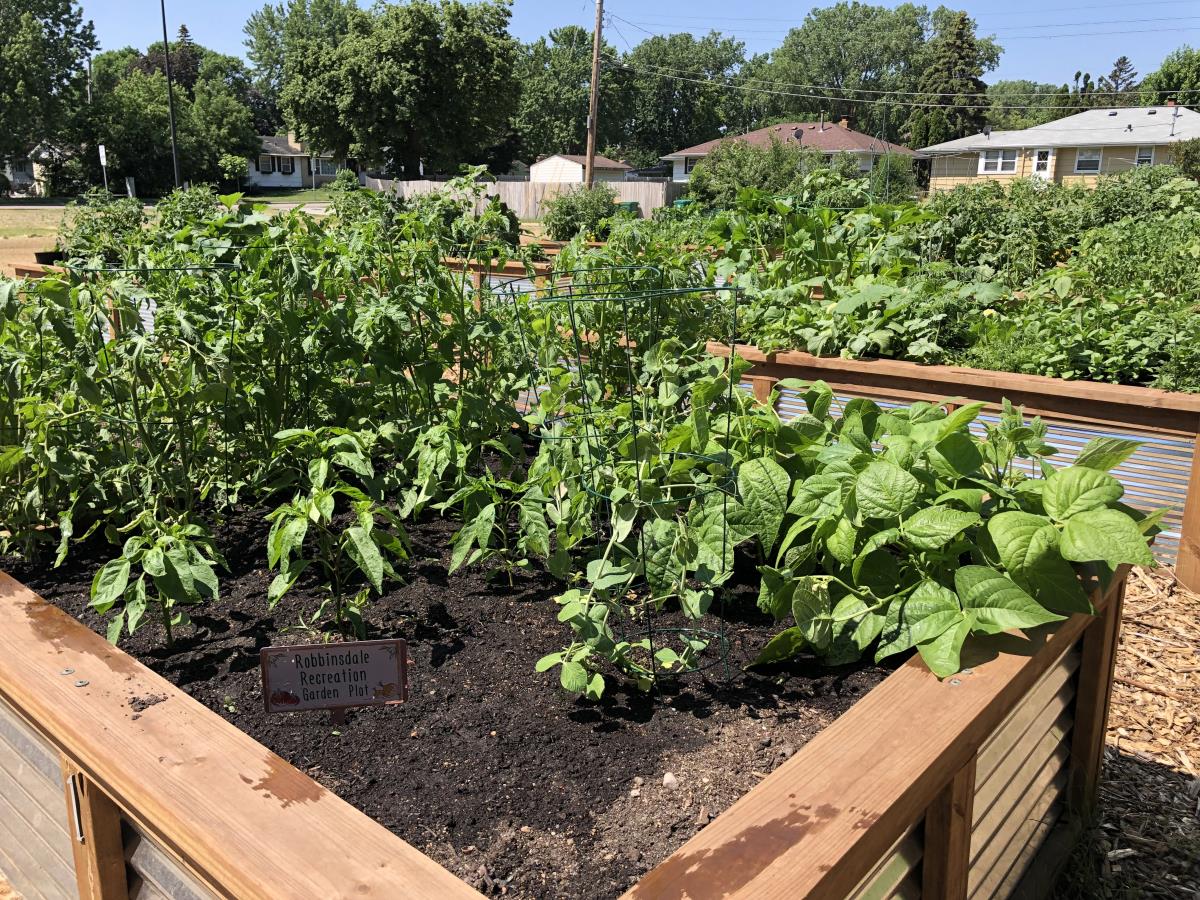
left=261, top=640, right=408, bottom=720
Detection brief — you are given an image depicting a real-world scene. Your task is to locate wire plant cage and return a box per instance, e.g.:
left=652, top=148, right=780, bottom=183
left=501, top=267, right=752, bottom=689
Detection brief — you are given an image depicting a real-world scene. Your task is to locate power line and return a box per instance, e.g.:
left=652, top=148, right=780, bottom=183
left=604, top=56, right=1200, bottom=112
left=598, top=24, right=1200, bottom=101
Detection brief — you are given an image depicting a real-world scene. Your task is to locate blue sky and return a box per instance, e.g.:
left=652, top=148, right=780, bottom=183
left=80, top=0, right=1195, bottom=85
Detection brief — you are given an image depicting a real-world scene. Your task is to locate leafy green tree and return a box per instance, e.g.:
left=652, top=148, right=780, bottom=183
left=282, top=0, right=518, bottom=175
left=135, top=25, right=203, bottom=94
left=512, top=26, right=625, bottom=162
left=687, top=137, right=811, bottom=207
left=0, top=0, right=96, bottom=166
left=615, top=31, right=745, bottom=164
left=244, top=0, right=358, bottom=134
left=1140, top=45, right=1200, bottom=106
left=761, top=4, right=999, bottom=143
left=986, top=80, right=1063, bottom=130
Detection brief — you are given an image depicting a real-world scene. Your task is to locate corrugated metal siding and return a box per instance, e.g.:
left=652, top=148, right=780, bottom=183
left=0, top=697, right=76, bottom=900
left=967, top=646, right=1078, bottom=899
left=771, top=386, right=1191, bottom=566
left=847, top=822, right=923, bottom=900
left=122, top=819, right=216, bottom=900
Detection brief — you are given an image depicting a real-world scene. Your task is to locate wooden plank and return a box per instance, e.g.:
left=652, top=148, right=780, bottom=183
left=923, top=757, right=976, bottom=900
left=1068, top=574, right=1126, bottom=818
left=969, top=768, right=1067, bottom=900
left=974, top=708, right=1072, bottom=829
left=625, top=570, right=1126, bottom=900
left=62, top=758, right=129, bottom=900
left=708, top=341, right=1200, bottom=434
left=1177, top=444, right=1200, bottom=592
left=971, top=742, right=1070, bottom=871
left=0, top=573, right=482, bottom=900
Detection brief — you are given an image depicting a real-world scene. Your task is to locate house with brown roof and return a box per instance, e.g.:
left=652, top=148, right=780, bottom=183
left=661, top=118, right=914, bottom=182
left=247, top=134, right=349, bottom=189
left=529, top=154, right=631, bottom=183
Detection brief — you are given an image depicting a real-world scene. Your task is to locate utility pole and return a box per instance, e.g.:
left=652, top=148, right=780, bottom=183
left=160, top=0, right=181, bottom=188
left=584, top=0, right=603, bottom=188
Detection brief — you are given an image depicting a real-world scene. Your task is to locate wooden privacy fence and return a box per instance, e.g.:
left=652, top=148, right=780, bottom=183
left=708, top=342, right=1200, bottom=592
left=360, top=178, right=689, bottom=220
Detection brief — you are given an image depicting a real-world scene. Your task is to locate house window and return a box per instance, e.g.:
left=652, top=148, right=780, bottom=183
left=1135, top=146, right=1154, bottom=167
left=258, top=154, right=274, bottom=173
left=279, top=156, right=295, bottom=175
left=315, top=158, right=338, bottom=176
left=684, top=157, right=698, bottom=174
left=979, top=150, right=1017, bottom=173
left=1074, top=148, right=1102, bottom=173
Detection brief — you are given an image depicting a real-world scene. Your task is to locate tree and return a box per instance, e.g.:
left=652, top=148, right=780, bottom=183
left=907, top=12, right=990, bottom=146
left=244, top=0, right=359, bottom=134
left=615, top=31, right=745, bottom=165
left=511, top=26, right=625, bottom=162
left=986, top=80, right=1062, bottom=130
left=760, top=3, right=999, bottom=143
left=0, top=0, right=96, bottom=165
left=1172, top=137, right=1200, bottom=181
left=1098, top=55, right=1139, bottom=105
left=1140, top=45, right=1200, bottom=106
left=282, top=0, right=518, bottom=176
left=135, top=25, right=204, bottom=95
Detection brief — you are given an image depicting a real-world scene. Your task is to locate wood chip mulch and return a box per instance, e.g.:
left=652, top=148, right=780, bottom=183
left=1057, top=566, right=1200, bottom=898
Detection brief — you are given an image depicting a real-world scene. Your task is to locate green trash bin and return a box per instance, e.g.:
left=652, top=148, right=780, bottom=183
left=616, top=200, right=640, bottom=216
left=672, top=198, right=695, bottom=209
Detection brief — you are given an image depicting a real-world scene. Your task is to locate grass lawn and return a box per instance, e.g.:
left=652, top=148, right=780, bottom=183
left=243, top=186, right=335, bottom=203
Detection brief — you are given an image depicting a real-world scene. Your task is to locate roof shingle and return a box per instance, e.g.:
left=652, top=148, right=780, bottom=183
left=661, top=122, right=914, bottom=160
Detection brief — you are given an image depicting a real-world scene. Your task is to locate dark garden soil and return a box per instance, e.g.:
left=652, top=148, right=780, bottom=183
left=5, top=511, right=891, bottom=899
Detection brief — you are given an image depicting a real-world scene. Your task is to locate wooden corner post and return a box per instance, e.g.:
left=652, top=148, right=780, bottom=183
left=61, top=757, right=129, bottom=900
left=923, top=756, right=977, bottom=900
left=1176, top=436, right=1200, bottom=592
left=1067, top=574, right=1126, bottom=819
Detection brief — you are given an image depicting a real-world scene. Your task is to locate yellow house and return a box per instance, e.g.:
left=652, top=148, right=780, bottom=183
left=920, top=104, right=1200, bottom=192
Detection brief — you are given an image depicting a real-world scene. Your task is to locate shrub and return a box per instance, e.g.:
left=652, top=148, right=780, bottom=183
left=868, top=153, right=918, bottom=201
left=542, top=184, right=618, bottom=241
left=687, top=137, right=810, bottom=208
left=330, top=168, right=361, bottom=194
left=0, top=171, right=9, bottom=197
left=1173, top=138, right=1200, bottom=183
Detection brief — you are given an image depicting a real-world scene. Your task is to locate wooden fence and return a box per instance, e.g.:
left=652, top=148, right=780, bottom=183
left=359, top=178, right=689, bottom=220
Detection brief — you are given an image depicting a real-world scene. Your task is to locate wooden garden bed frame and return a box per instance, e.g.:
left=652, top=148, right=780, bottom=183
left=709, top=341, right=1200, bottom=592
left=0, top=563, right=1127, bottom=900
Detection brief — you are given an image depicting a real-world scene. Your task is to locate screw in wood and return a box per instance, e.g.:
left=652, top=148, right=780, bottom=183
left=949, top=678, right=961, bottom=686
left=73, top=680, right=89, bottom=687
left=60, top=668, right=75, bottom=675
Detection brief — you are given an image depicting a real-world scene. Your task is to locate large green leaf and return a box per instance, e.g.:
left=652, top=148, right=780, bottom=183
left=792, top=578, right=832, bottom=650
left=1043, top=466, right=1123, bottom=521
left=1060, top=508, right=1155, bottom=568
left=90, top=558, right=130, bottom=614
left=954, top=566, right=1065, bottom=634
left=875, top=580, right=964, bottom=661
left=916, top=616, right=973, bottom=678
left=346, top=526, right=385, bottom=593
left=903, top=506, right=980, bottom=551
left=988, top=511, right=1053, bottom=572
left=1073, top=437, right=1140, bottom=473
left=928, top=432, right=983, bottom=479
left=756, top=565, right=794, bottom=621
left=749, top=627, right=806, bottom=667
left=855, top=460, right=920, bottom=520
left=787, top=473, right=845, bottom=520
left=738, top=457, right=790, bottom=552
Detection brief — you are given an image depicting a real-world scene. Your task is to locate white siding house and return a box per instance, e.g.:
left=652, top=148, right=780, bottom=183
left=529, top=154, right=630, bottom=183
left=247, top=134, right=347, bottom=189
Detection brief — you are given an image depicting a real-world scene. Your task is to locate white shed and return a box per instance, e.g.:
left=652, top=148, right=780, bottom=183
left=529, top=154, right=630, bottom=183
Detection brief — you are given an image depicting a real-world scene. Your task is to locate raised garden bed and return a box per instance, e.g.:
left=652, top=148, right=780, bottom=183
left=0, top=542, right=1128, bottom=899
